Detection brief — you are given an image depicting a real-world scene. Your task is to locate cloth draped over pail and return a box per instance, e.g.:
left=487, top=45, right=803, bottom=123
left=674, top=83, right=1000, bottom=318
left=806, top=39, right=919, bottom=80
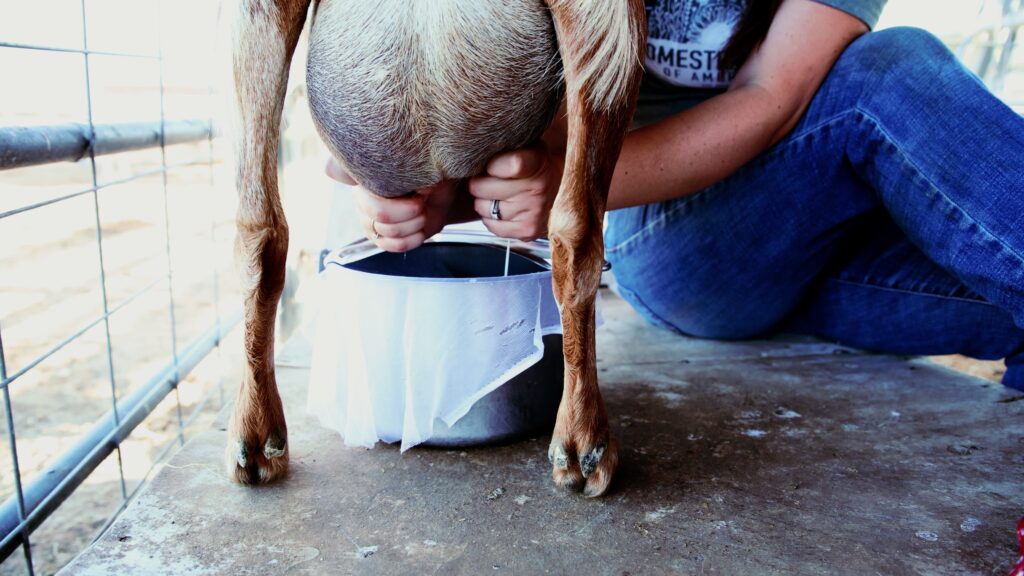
left=308, top=253, right=564, bottom=451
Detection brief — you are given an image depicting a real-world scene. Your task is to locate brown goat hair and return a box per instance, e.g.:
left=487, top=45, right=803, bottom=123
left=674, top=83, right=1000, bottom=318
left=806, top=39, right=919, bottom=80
left=719, top=0, right=784, bottom=72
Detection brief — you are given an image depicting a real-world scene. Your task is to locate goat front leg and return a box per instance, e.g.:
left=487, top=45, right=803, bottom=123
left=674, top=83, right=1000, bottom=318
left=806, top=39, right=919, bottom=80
left=227, top=0, right=310, bottom=484
left=544, top=0, right=645, bottom=497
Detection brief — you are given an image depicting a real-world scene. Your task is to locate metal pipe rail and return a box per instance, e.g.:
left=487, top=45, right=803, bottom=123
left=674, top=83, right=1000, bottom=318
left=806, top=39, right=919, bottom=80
left=0, top=312, right=240, bottom=562
left=0, top=119, right=213, bottom=171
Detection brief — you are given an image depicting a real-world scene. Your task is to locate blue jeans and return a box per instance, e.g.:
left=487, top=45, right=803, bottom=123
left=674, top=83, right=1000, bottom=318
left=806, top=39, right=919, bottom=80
left=605, top=27, right=1024, bottom=391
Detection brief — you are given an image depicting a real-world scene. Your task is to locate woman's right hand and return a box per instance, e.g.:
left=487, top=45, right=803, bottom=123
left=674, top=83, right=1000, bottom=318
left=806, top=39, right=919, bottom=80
left=326, top=158, right=456, bottom=253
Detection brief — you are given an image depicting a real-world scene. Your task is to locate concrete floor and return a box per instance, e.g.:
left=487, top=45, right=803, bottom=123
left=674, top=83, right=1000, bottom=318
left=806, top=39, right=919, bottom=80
left=62, top=292, right=1024, bottom=575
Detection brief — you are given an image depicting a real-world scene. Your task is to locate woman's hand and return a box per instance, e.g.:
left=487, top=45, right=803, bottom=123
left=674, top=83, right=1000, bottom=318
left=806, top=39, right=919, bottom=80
left=325, top=102, right=566, bottom=249
left=468, top=142, right=563, bottom=241
left=326, top=158, right=457, bottom=253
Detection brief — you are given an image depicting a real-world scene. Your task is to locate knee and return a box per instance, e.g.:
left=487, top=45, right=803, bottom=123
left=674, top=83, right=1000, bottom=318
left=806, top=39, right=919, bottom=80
left=857, top=27, right=947, bottom=57
left=235, top=222, right=289, bottom=293
left=550, top=208, right=604, bottom=290
left=835, top=26, right=967, bottom=116
left=236, top=220, right=289, bottom=259
left=843, top=27, right=956, bottom=82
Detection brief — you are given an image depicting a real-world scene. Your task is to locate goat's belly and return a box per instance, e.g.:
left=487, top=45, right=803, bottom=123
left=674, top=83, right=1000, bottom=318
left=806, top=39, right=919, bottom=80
left=307, top=0, right=563, bottom=197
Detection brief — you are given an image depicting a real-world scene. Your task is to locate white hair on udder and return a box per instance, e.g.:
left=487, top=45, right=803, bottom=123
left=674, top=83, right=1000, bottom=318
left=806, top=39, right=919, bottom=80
left=307, top=0, right=564, bottom=197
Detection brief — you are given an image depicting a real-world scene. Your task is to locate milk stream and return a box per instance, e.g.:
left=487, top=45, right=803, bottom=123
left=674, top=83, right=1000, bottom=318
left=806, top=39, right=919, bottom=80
left=503, top=239, right=511, bottom=277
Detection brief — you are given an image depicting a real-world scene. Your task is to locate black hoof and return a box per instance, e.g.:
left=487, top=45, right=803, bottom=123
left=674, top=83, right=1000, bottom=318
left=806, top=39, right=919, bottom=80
left=264, top=431, right=287, bottom=459
left=580, top=442, right=606, bottom=478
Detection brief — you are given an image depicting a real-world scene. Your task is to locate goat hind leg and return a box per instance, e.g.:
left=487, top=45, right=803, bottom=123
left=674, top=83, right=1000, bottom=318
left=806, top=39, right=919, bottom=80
left=227, top=0, right=309, bottom=485
left=544, top=0, right=645, bottom=497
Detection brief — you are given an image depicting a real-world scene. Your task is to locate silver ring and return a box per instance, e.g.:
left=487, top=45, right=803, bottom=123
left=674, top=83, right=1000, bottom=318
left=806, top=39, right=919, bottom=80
left=370, top=218, right=382, bottom=240
left=490, top=199, right=501, bottom=221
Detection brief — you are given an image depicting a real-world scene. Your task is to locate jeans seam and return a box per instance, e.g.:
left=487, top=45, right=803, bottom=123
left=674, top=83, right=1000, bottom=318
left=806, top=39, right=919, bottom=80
left=782, top=108, right=857, bottom=145
left=606, top=194, right=699, bottom=256
left=827, top=276, right=995, bottom=305
left=606, top=110, right=857, bottom=256
left=853, top=106, right=1024, bottom=265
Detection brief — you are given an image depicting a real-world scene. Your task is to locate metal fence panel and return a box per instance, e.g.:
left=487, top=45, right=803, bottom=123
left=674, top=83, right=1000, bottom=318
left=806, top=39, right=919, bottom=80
left=0, top=0, right=235, bottom=573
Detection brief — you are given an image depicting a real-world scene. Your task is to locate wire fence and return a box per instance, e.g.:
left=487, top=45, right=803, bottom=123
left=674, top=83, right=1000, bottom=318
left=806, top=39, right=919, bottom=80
left=0, top=1, right=237, bottom=573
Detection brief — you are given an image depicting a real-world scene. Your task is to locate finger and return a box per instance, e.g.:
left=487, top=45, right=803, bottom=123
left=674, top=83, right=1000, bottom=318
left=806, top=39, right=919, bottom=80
left=468, top=174, right=536, bottom=201
left=485, top=147, right=545, bottom=179
left=473, top=197, right=525, bottom=223
left=480, top=215, right=545, bottom=242
left=325, top=157, right=357, bottom=185
left=360, top=215, right=427, bottom=252
left=354, top=189, right=424, bottom=225
left=377, top=232, right=426, bottom=253
left=367, top=214, right=427, bottom=239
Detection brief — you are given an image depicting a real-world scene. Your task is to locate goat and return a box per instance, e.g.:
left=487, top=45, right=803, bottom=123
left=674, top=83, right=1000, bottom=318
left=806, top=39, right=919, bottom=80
left=228, top=0, right=645, bottom=497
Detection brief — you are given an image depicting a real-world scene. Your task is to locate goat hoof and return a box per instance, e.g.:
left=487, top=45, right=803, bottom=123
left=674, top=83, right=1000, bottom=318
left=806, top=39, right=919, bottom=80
left=549, top=435, right=618, bottom=498
left=225, top=379, right=289, bottom=485
left=561, top=475, right=584, bottom=493
left=548, top=443, right=570, bottom=470
left=226, top=425, right=289, bottom=485
left=227, top=437, right=289, bottom=485
left=580, top=442, right=606, bottom=478
left=264, top=432, right=287, bottom=459
left=235, top=439, right=250, bottom=468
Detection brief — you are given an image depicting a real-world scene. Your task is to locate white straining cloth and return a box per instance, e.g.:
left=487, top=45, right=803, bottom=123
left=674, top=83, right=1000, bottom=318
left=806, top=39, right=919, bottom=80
left=308, top=260, right=563, bottom=451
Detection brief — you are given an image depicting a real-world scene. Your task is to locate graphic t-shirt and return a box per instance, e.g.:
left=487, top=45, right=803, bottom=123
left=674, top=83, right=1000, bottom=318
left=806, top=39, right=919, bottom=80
left=636, top=0, right=888, bottom=126
left=646, top=0, right=746, bottom=89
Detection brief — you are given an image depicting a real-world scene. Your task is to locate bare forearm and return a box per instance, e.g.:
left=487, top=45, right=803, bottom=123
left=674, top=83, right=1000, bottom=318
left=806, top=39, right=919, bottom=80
left=608, top=83, right=794, bottom=211
left=607, top=0, right=867, bottom=211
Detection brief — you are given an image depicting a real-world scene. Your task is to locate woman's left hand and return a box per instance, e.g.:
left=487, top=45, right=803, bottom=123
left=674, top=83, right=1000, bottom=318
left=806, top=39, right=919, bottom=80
left=468, top=142, right=563, bottom=241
